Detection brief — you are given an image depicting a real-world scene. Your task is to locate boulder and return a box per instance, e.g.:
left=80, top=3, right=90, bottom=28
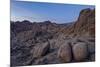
left=57, top=42, right=72, bottom=62
left=73, top=42, right=88, bottom=61
left=34, top=51, right=60, bottom=65
left=32, top=42, right=50, bottom=58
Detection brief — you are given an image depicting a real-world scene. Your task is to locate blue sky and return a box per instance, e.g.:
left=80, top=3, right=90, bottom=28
left=11, top=0, right=95, bottom=23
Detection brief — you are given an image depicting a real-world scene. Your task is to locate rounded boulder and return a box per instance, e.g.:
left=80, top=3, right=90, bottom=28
left=73, top=42, right=88, bottom=61
left=57, top=42, right=72, bottom=62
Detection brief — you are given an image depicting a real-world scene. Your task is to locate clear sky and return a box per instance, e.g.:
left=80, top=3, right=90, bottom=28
left=11, top=0, right=95, bottom=23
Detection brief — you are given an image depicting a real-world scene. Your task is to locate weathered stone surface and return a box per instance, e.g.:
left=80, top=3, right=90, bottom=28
left=57, top=42, right=72, bottom=62
left=33, top=51, right=60, bottom=65
left=73, top=42, right=88, bottom=61
left=32, top=42, right=50, bottom=58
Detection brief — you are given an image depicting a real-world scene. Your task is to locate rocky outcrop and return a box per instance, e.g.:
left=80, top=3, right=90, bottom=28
left=73, top=8, right=95, bottom=37
left=60, top=8, right=95, bottom=37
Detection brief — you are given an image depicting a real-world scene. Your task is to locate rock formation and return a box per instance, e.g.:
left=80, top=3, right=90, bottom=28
left=11, top=8, right=95, bottom=66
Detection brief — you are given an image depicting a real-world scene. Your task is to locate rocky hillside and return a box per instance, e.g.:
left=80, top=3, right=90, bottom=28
left=11, top=8, right=95, bottom=66
left=60, top=8, right=95, bottom=37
